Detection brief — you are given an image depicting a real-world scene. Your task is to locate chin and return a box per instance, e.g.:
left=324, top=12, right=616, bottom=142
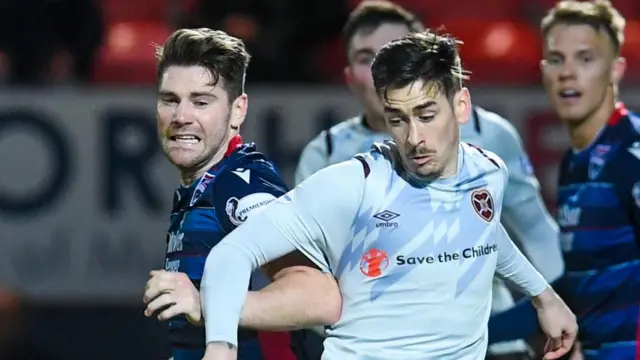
left=555, top=108, right=589, bottom=125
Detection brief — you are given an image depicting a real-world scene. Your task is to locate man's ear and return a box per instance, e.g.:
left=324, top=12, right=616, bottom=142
left=230, top=93, right=248, bottom=130
left=454, top=87, right=471, bottom=125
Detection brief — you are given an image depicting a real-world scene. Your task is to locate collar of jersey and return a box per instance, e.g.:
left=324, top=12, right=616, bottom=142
left=608, top=102, right=628, bottom=126
left=224, top=135, right=243, bottom=156
left=571, top=102, right=627, bottom=155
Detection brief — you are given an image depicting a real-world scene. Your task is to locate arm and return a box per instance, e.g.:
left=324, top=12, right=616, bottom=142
left=294, top=134, right=329, bottom=185
left=212, top=164, right=341, bottom=330
left=494, top=222, right=548, bottom=297
left=489, top=222, right=568, bottom=344
left=241, top=253, right=341, bottom=330
left=202, top=160, right=365, bottom=347
left=488, top=115, right=564, bottom=281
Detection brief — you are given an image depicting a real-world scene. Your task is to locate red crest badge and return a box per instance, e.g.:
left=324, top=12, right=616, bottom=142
left=471, top=189, right=494, bottom=222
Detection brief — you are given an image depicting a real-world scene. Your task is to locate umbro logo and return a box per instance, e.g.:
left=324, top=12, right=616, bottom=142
left=373, top=210, right=399, bottom=228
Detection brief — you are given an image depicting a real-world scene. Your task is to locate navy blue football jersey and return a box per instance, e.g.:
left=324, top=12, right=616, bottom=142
left=556, top=103, right=640, bottom=358
left=164, top=139, right=291, bottom=359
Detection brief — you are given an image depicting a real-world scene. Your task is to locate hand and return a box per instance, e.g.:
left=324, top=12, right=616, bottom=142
left=201, top=342, right=237, bottom=360
left=143, top=270, right=202, bottom=325
left=533, top=288, right=578, bottom=360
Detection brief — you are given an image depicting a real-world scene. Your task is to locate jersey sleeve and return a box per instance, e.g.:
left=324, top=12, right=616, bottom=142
left=294, top=133, right=330, bottom=185
left=212, top=162, right=288, bottom=234
left=489, top=121, right=564, bottom=281
left=201, top=160, right=366, bottom=345
left=495, top=223, right=549, bottom=297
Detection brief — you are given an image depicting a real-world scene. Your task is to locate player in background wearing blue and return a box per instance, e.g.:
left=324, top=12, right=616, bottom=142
left=488, top=1, right=640, bottom=359
left=141, top=28, right=342, bottom=360
left=296, top=2, right=564, bottom=359
left=199, top=30, right=577, bottom=360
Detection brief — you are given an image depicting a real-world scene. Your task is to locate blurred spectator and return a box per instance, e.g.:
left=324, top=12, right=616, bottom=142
left=185, top=0, right=348, bottom=83
left=0, top=0, right=104, bottom=85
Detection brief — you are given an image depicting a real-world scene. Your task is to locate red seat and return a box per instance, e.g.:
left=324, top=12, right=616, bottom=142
left=419, top=0, right=524, bottom=27
left=92, top=21, right=173, bottom=85
left=622, top=20, right=640, bottom=80
left=101, top=0, right=167, bottom=22
left=313, top=37, right=347, bottom=83
left=444, top=20, right=541, bottom=84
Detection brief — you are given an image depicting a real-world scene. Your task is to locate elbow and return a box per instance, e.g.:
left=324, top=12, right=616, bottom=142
left=277, top=266, right=342, bottom=325
left=315, top=273, right=342, bottom=325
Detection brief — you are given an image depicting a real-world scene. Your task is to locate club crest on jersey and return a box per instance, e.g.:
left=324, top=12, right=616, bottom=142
left=190, top=173, right=215, bottom=206
left=471, top=189, right=494, bottom=222
left=588, top=144, right=611, bottom=180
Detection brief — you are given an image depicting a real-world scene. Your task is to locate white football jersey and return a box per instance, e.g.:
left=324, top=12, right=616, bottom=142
left=201, top=141, right=548, bottom=360
left=295, top=108, right=563, bottom=354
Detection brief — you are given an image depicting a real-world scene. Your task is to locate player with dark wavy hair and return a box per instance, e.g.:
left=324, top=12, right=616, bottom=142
left=141, top=28, right=342, bottom=360
left=198, top=30, right=577, bottom=360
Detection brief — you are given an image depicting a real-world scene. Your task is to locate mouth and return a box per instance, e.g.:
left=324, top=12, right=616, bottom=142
left=410, top=155, right=432, bottom=165
left=168, top=134, right=201, bottom=144
left=558, top=89, right=582, bottom=101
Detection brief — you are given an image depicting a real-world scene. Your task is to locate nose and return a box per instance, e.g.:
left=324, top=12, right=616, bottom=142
left=172, top=101, right=194, bottom=125
left=559, top=60, right=576, bottom=80
left=406, top=119, right=421, bottom=147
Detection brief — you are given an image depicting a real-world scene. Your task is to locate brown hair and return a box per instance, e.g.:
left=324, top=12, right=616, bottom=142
left=371, top=30, right=467, bottom=101
left=155, top=28, right=251, bottom=100
left=343, top=1, right=424, bottom=49
left=541, top=0, right=625, bottom=54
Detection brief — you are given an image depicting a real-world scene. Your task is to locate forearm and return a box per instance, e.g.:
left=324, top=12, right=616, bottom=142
left=241, top=267, right=341, bottom=330
left=201, top=242, right=256, bottom=346
left=495, top=224, right=548, bottom=297
left=488, top=277, right=565, bottom=344
left=201, top=214, right=299, bottom=345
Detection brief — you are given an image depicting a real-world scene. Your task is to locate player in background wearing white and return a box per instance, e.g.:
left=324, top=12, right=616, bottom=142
left=199, top=30, right=577, bottom=360
left=296, top=3, right=564, bottom=358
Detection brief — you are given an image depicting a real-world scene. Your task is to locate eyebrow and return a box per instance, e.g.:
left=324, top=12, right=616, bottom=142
left=384, top=100, right=437, bottom=113
left=351, top=48, right=375, bottom=58
left=547, top=48, right=595, bottom=58
left=157, top=90, right=217, bottom=99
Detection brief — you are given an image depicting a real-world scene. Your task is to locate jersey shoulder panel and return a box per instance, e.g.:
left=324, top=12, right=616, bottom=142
left=328, top=116, right=364, bottom=138
left=211, top=150, right=289, bottom=233
left=462, top=142, right=509, bottom=190
left=301, top=116, right=364, bottom=157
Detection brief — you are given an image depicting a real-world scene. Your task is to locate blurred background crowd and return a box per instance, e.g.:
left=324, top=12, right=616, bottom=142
left=1, top=0, right=640, bottom=359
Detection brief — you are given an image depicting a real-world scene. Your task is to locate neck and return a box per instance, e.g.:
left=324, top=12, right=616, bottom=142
left=439, top=144, right=460, bottom=179
left=363, top=111, right=387, bottom=133
left=568, top=90, right=616, bottom=151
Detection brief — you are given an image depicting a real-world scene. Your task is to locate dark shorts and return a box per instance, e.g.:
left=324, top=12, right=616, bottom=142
left=173, top=331, right=299, bottom=360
